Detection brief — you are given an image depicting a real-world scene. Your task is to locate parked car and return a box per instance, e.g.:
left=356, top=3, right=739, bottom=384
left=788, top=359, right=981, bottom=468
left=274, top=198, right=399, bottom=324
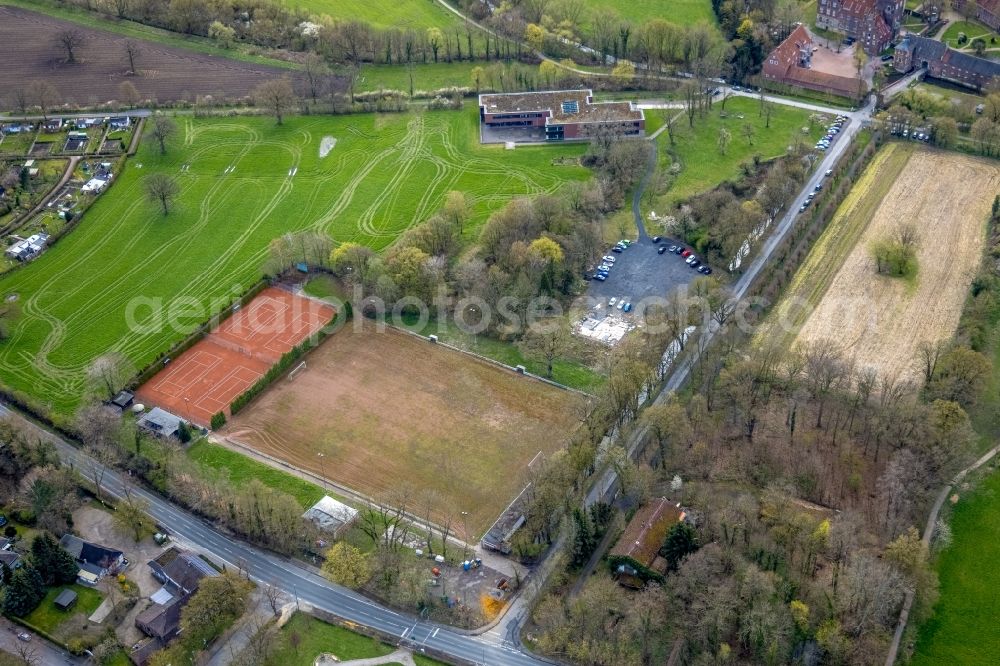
left=681, top=249, right=692, bottom=257
left=612, top=246, right=623, bottom=253
left=608, top=297, right=617, bottom=307
left=617, top=300, right=625, bottom=310
left=623, top=302, right=633, bottom=312
left=619, top=239, right=632, bottom=246
left=602, top=255, right=616, bottom=263
left=651, top=236, right=662, bottom=243
left=799, top=204, right=808, bottom=213
left=698, top=265, right=713, bottom=274
left=689, top=259, right=701, bottom=268
left=672, top=246, right=684, bottom=254
left=686, top=255, right=698, bottom=265
left=0, top=515, right=7, bottom=528
left=814, top=183, right=822, bottom=192
left=594, top=273, right=607, bottom=281
left=658, top=246, right=668, bottom=254
left=825, top=169, right=833, bottom=177
left=17, top=633, right=30, bottom=642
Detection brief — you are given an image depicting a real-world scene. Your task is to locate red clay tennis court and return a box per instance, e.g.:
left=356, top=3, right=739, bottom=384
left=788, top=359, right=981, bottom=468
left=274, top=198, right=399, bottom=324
left=136, top=287, right=335, bottom=427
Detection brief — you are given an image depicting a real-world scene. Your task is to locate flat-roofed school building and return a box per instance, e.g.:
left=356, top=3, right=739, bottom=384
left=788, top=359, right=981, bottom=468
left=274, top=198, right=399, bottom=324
left=478, top=89, right=645, bottom=142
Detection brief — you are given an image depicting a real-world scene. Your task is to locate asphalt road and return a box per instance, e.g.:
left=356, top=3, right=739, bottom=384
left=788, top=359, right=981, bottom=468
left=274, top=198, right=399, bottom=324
left=0, top=403, right=548, bottom=666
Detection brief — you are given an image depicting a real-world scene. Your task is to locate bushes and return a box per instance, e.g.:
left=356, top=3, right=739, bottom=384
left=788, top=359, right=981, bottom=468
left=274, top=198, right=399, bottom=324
left=210, top=412, right=226, bottom=430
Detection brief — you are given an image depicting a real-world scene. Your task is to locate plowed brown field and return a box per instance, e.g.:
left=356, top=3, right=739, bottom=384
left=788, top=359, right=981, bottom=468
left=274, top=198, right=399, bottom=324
left=0, top=6, right=311, bottom=107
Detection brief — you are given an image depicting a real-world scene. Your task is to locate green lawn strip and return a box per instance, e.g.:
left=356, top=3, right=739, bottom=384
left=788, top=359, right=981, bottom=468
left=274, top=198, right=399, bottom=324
left=654, top=96, right=824, bottom=210
left=911, top=468, right=1000, bottom=665
left=0, top=131, right=38, bottom=158
left=577, top=0, right=718, bottom=33
left=355, top=61, right=504, bottom=94
left=186, top=439, right=326, bottom=509
left=0, top=0, right=297, bottom=70
left=301, top=274, right=346, bottom=301
left=268, top=613, right=450, bottom=666
left=21, top=584, right=103, bottom=635
left=399, top=313, right=605, bottom=393
left=0, top=109, right=588, bottom=415
left=286, top=0, right=459, bottom=31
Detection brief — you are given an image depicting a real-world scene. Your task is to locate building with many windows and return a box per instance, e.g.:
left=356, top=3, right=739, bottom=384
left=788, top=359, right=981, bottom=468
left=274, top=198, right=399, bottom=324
left=816, top=0, right=905, bottom=54
left=894, top=33, right=1000, bottom=91
left=478, top=89, right=644, bottom=142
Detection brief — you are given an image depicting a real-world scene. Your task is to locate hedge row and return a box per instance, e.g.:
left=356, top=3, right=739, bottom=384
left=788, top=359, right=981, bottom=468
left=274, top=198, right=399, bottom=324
left=605, top=554, right=665, bottom=585
left=227, top=302, right=350, bottom=419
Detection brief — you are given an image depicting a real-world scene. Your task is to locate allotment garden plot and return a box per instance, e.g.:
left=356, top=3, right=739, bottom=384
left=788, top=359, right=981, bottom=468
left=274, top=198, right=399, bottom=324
left=0, top=111, right=587, bottom=415
left=223, top=320, right=590, bottom=536
left=135, top=288, right=334, bottom=427
left=765, top=144, right=1000, bottom=383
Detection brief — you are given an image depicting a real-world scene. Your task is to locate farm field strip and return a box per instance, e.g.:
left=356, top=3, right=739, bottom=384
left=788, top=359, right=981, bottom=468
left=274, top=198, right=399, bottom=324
left=763, top=144, right=999, bottom=383
left=282, top=0, right=461, bottom=30
left=0, top=111, right=588, bottom=414
left=223, top=320, right=590, bottom=535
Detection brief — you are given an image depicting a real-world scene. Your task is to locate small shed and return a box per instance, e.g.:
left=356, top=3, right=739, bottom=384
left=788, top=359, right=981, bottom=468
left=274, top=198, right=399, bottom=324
left=138, top=407, right=183, bottom=438
left=54, top=588, right=78, bottom=611
left=302, top=495, right=358, bottom=536
left=110, top=390, right=135, bottom=411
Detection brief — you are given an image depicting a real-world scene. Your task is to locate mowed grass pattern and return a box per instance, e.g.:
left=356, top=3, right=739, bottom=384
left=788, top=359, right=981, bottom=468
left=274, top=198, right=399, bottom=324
left=0, top=110, right=587, bottom=414
left=281, top=0, right=459, bottom=30
left=912, top=469, right=1000, bottom=665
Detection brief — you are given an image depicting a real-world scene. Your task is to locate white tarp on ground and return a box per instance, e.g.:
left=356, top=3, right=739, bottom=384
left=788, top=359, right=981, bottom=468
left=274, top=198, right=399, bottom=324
left=576, top=315, right=632, bottom=345
left=303, top=495, right=358, bottom=534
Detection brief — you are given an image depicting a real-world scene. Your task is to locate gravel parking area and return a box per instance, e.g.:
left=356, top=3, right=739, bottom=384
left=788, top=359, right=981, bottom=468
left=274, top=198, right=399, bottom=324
left=585, top=236, right=704, bottom=314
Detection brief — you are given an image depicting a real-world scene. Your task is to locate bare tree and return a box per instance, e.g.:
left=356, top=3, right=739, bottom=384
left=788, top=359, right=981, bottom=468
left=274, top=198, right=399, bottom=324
left=56, top=28, right=85, bottom=63
left=9, top=87, right=30, bottom=120
left=26, top=80, right=60, bottom=120
left=145, top=173, right=179, bottom=215
left=86, top=352, right=133, bottom=401
left=301, top=53, right=329, bottom=103
left=263, top=580, right=282, bottom=616
left=124, top=40, right=140, bottom=75
left=252, top=79, right=297, bottom=125
left=118, top=80, right=141, bottom=108
left=150, top=115, right=177, bottom=155
left=14, top=641, right=40, bottom=666
left=114, top=0, right=130, bottom=18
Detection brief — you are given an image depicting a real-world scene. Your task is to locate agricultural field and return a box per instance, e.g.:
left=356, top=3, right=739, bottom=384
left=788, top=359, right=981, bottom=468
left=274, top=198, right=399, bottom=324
left=0, top=5, right=303, bottom=107
left=282, top=0, right=460, bottom=30
left=0, top=110, right=588, bottom=415
left=651, top=96, right=824, bottom=211
left=764, top=143, right=1000, bottom=383
left=222, top=320, right=590, bottom=535
left=912, top=468, right=1000, bottom=665
left=578, top=0, right=717, bottom=30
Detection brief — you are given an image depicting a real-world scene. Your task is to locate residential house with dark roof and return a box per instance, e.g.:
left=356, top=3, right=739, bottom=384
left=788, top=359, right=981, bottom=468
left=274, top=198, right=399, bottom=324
left=59, top=533, right=125, bottom=580
left=816, top=0, right=904, bottom=54
left=131, top=548, right=218, bottom=664
left=763, top=26, right=866, bottom=99
left=609, top=497, right=684, bottom=589
left=953, top=0, right=1000, bottom=32
left=894, top=33, right=1000, bottom=90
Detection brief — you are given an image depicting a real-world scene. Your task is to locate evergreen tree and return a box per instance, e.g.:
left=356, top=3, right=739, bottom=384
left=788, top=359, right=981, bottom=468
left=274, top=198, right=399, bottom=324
left=570, top=507, right=595, bottom=569
left=0, top=560, right=12, bottom=585
left=30, top=533, right=79, bottom=586
left=661, top=522, right=699, bottom=572
left=1, top=565, right=45, bottom=616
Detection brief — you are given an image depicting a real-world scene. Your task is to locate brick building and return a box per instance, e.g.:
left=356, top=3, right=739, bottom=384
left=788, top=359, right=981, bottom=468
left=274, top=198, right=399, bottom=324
left=816, top=0, right=905, bottom=54
left=894, top=34, right=1000, bottom=90
left=478, top=89, right=644, bottom=142
left=763, top=25, right=866, bottom=99
left=953, top=0, right=1000, bottom=32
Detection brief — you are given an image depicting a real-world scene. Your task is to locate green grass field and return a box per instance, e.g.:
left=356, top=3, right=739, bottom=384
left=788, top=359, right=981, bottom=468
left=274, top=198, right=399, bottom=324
left=282, top=0, right=459, bottom=30
left=579, top=0, right=716, bottom=29
left=912, top=468, right=1000, bottom=665
left=653, top=96, right=824, bottom=210
left=941, top=19, right=1000, bottom=50
left=186, top=439, right=327, bottom=509
left=267, top=612, right=448, bottom=666
left=0, top=109, right=588, bottom=415
left=22, top=584, right=103, bottom=635
left=355, top=61, right=521, bottom=93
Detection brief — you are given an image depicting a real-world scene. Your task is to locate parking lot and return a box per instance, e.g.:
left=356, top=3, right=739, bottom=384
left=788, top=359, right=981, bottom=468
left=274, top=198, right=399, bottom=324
left=584, top=236, right=704, bottom=316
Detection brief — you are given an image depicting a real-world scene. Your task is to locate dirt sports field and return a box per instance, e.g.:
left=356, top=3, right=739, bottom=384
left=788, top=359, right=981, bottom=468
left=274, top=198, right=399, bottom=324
left=0, top=6, right=310, bottom=106
left=136, top=288, right=334, bottom=427
left=771, top=144, right=1000, bottom=383
left=223, top=320, right=590, bottom=535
